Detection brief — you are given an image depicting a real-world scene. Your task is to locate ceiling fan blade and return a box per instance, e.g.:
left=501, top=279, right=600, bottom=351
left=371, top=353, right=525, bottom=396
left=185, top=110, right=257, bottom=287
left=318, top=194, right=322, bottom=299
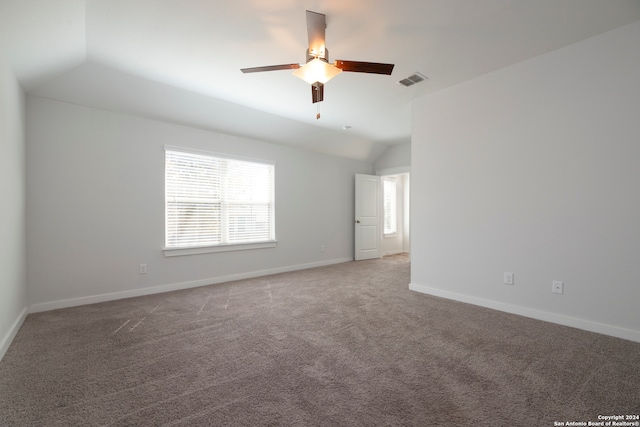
left=334, top=60, right=395, bottom=75
left=241, top=64, right=300, bottom=73
left=312, top=82, right=324, bottom=103
left=306, top=10, right=326, bottom=55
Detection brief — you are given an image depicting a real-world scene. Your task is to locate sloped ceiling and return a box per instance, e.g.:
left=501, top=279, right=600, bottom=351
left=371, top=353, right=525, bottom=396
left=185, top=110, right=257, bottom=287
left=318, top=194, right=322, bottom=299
left=2, top=0, right=640, bottom=160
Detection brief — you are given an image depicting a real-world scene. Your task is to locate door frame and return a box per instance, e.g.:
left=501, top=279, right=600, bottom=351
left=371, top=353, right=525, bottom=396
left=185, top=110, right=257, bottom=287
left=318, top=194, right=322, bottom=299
left=355, top=167, right=411, bottom=260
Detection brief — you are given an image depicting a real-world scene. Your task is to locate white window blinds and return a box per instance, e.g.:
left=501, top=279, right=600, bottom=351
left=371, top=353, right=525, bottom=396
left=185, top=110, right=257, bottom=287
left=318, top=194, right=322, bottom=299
left=165, top=148, right=275, bottom=249
left=383, top=177, right=397, bottom=235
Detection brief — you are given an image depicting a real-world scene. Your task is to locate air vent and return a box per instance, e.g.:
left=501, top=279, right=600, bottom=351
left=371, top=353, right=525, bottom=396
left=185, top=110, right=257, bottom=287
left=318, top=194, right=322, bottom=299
left=398, top=72, right=427, bottom=87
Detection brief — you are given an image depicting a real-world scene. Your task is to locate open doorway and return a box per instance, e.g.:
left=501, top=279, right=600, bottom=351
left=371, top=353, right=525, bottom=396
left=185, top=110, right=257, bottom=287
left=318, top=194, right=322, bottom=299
left=354, top=172, right=410, bottom=261
left=381, top=173, right=410, bottom=257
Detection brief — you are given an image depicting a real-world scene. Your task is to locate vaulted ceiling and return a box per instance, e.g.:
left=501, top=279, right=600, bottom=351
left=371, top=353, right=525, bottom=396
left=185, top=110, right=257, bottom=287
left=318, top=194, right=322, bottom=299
left=2, top=0, right=639, bottom=160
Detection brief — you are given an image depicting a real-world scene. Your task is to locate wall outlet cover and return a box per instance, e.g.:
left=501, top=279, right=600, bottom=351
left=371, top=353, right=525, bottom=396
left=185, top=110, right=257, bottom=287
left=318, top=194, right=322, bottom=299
left=504, top=272, right=514, bottom=285
left=552, top=280, right=563, bottom=294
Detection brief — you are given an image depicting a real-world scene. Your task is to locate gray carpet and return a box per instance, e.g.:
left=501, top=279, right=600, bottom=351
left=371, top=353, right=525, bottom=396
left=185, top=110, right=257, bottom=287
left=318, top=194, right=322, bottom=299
left=1, top=254, right=639, bottom=426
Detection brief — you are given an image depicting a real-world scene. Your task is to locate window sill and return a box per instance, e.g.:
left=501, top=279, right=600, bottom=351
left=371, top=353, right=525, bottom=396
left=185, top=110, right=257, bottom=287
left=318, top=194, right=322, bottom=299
left=164, top=240, right=277, bottom=257
left=383, top=233, right=398, bottom=239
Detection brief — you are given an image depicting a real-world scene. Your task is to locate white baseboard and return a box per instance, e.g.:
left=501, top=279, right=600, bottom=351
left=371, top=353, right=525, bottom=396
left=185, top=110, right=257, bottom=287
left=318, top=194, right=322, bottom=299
left=0, top=306, right=29, bottom=362
left=29, top=257, right=353, bottom=314
left=409, top=282, right=640, bottom=344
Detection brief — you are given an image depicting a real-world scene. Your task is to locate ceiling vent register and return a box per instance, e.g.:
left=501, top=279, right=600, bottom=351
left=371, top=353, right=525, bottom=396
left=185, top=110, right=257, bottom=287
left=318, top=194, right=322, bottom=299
left=398, top=72, right=427, bottom=87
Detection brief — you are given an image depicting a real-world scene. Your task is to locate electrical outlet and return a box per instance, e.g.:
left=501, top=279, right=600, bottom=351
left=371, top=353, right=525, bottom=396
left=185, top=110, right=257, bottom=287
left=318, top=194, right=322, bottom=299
left=139, top=264, right=147, bottom=274
left=552, top=281, right=563, bottom=294
left=504, top=272, right=514, bottom=285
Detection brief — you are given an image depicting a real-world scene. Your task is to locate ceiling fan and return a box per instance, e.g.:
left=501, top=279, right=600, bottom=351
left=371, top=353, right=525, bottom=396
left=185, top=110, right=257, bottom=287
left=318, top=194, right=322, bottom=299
left=241, top=10, right=395, bottom=105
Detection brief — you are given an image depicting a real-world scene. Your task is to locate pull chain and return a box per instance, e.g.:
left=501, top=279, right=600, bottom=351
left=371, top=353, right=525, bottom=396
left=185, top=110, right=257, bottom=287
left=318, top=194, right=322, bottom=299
left=316, top=103, right=321, bottom=120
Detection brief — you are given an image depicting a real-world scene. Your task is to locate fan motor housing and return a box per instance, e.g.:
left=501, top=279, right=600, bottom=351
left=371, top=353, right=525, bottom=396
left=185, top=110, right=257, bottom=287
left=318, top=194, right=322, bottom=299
left=306, top=48, right=329, bottom=63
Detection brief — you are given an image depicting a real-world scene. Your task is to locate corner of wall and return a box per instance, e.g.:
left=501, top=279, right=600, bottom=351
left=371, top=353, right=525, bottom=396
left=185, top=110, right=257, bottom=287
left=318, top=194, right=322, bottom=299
left=0, top=307, right=29, bottom=361
left=0, top=57, right=28, bottom=362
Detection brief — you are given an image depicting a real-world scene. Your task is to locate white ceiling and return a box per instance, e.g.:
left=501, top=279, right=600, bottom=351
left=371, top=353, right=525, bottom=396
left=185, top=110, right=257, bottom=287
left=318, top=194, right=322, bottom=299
left=2, top=0, right=640, bottom=161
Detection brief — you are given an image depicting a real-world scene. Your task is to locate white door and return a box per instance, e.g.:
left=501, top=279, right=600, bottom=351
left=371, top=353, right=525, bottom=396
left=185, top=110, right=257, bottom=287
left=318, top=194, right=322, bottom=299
left=355, top=174, right=382, bottom=260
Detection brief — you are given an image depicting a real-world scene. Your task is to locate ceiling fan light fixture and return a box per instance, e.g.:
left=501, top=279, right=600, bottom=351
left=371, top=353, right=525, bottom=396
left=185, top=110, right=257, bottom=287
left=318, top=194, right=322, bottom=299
left=241, top=11, right=394, bottom=104
left=293, top=58, right=342, bottom=85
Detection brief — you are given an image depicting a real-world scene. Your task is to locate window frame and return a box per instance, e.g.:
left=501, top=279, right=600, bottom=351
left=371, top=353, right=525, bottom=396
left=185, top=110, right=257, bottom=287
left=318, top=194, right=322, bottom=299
left=163, top=145, right=277, bottom=257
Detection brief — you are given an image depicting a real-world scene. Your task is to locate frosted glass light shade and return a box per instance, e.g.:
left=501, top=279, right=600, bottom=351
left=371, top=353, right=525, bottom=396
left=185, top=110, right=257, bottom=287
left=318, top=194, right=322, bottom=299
left=293, top=58, right=342, bottom=84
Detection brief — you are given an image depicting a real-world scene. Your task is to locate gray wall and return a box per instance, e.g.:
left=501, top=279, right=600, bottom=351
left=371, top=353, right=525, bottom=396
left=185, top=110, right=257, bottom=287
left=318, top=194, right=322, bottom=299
left=374, top=141, right=410, bottom=174
left=410, top=21, right=640, bottom=342
left=0, top=57, right=27, bottom=358
left=26, top=97, right=372, bottom=310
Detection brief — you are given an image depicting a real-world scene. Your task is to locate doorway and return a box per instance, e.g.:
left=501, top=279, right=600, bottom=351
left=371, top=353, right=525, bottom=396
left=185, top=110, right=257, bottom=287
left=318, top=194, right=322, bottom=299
left=354, top=172, right=410, bottom=260
left=381, top=173, right=410, bottom=257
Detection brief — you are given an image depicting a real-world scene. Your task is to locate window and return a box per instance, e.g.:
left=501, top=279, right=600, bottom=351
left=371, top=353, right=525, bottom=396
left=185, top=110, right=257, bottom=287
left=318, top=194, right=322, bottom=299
left=165, top=147, right=275, bottom=255
left=383, top=177, right=397, bottom=235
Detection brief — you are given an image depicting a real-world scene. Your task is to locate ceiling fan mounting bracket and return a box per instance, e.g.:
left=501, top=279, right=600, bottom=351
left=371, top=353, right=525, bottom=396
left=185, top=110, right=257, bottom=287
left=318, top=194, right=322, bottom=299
left=306, top=48, right=329, bottom=64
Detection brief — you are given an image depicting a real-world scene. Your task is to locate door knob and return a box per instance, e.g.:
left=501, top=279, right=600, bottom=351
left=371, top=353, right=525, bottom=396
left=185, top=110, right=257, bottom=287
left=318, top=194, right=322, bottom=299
left=356, top=220, right=360, bottom=223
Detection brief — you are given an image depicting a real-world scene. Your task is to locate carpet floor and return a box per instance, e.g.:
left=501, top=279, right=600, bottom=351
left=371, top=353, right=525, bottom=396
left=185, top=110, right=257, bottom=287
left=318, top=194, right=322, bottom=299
left=1, top=254, right=639, bottom=426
